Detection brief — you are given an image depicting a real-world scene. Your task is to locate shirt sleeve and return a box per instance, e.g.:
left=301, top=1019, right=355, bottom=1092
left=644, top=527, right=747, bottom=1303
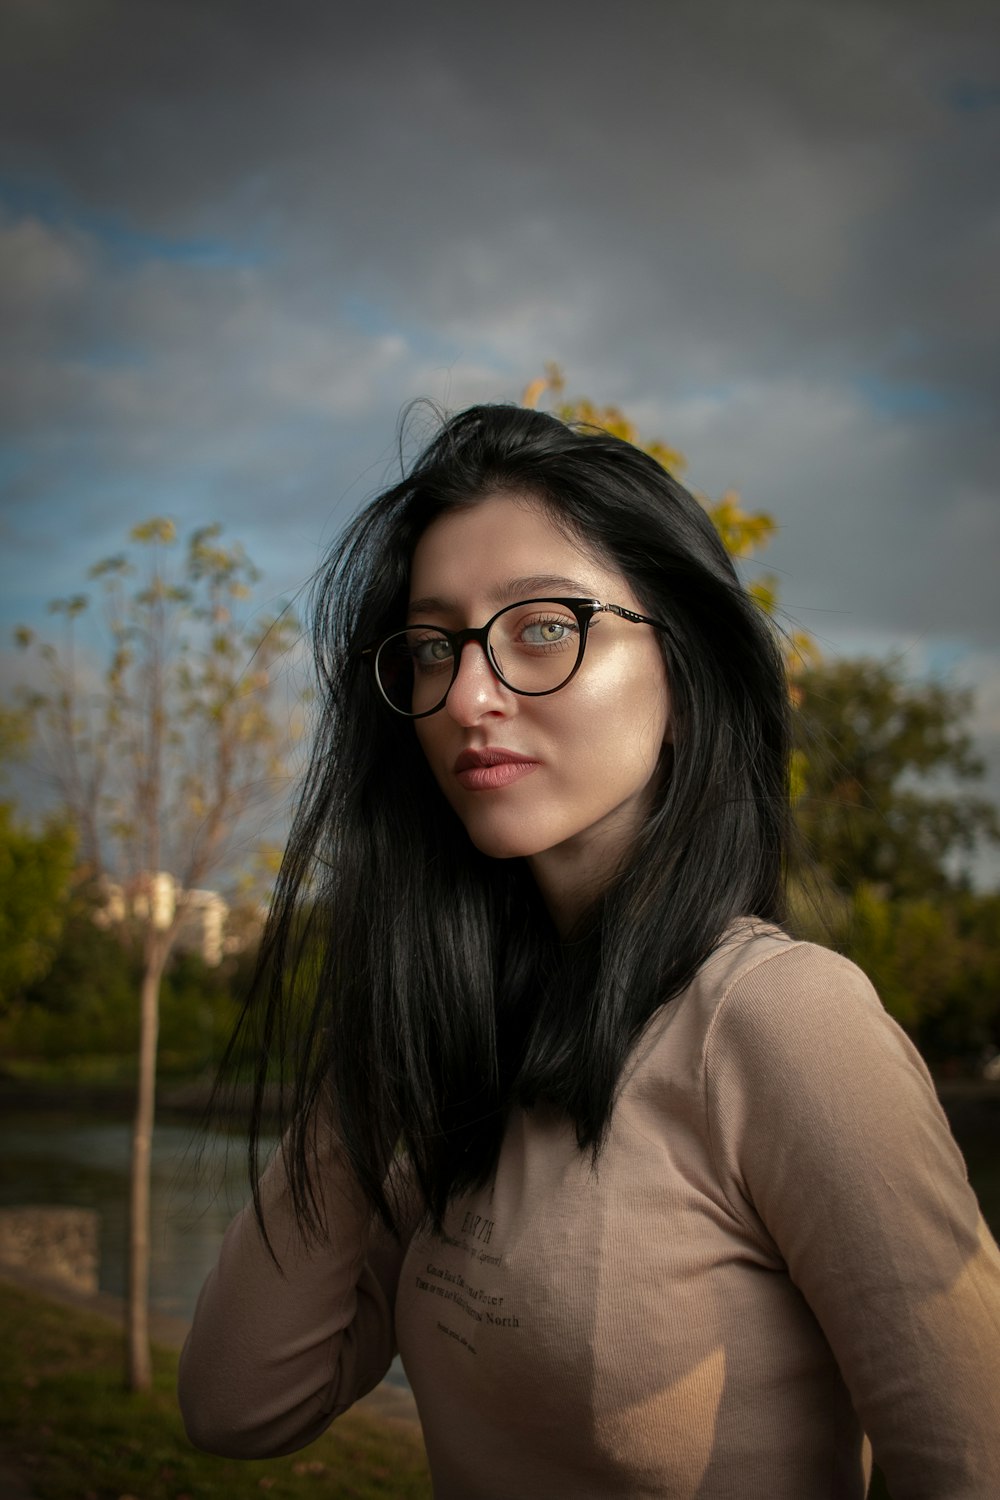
left=177, top=1131, right=410, bottom=1458
left=704, top=941, right=1000, bottom=1500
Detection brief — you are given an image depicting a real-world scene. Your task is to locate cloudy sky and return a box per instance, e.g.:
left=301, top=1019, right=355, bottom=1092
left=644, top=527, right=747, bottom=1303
left=1, top=0, right=998, bottom=869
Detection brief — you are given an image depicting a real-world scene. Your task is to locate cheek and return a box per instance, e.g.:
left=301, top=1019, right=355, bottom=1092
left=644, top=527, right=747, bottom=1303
left=574, top=646, right=671, bottom=761
left=624, top=643, right=671, bottom=749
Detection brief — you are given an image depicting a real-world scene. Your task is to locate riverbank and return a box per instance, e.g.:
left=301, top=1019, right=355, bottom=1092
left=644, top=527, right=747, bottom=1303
left=4, top=1070, right=999, bottom=1122
left=0, top=1256, right=419, bottom=1427
left=0, top=1271, right=428, bottom=1500
left=0, top=1073, right=271, bottom=1120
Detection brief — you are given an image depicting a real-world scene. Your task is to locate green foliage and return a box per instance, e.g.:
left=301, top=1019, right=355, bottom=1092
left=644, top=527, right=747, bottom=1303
left=799, top=883, right=1000, bottom=1059
left=0, top=805, right=75, bottom=1014
left=0, top=706, right=76, bottom=1014
left=0, top=704, right=30, bottom=764
left=157, top=944, right=251, bottom=1074
left=911, top=891, right=1000, bottom=1061
left=0, top=888, right=141, bottom=1060
left=0, top=1282, right=431, bottom=1499
left=0, top=882, right=254, bottom=1072
left=794, top=657, right=998, bottom=899
left=791, top=657, right=1000, bottom=1054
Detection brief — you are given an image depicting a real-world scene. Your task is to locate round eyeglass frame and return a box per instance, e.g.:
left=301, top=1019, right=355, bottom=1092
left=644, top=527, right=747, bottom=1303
left=362, top=596, right=667, bottom=719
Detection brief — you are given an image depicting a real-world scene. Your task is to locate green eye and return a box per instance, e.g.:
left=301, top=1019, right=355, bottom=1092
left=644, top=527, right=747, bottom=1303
left=530, top=621, right=564, bottom=643
left=517, top=616, right=577, bottom=648
left=412, top=636, right=454, bottom=667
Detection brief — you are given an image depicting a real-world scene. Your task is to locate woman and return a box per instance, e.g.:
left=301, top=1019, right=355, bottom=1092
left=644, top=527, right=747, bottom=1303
left=179, top=404, right=1000, bottom=1498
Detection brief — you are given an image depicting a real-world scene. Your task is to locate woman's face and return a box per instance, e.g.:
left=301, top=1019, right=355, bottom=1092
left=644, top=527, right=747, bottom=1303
left=409, top=492, right=671, bottom=910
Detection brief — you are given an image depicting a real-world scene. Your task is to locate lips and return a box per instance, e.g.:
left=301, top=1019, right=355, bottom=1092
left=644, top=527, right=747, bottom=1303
left=454, top=746, right=541, bottom=791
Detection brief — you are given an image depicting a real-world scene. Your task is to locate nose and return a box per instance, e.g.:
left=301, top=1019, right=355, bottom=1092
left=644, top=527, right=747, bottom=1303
left=444, top=639, right=512, bottom=724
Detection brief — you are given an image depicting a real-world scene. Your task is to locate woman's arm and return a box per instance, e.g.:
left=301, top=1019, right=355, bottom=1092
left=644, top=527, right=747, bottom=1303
left=178, top=1130, right=410, bottom=1458
left=706, top=942, right=1000, bottom=1499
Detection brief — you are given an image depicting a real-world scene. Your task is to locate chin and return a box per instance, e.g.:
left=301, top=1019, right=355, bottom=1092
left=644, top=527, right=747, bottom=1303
left=456, top=810, right=554, bottom=862
left=465, top=827, right=543, bottom=861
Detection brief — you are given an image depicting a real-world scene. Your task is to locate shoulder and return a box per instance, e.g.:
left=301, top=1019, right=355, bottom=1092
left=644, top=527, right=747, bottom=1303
left=697, top=918, right=874, bottom=1002
left=627, top=919, right=944, bottom=1153
left=628, top=921, right=920, bottom=1132
left=695, top=922, right=936, bottom=1112
left=631, top=920, right=890, bottom=1075
left=635, top=919, right=944, bottom=1157
left=700, top=922, right=889, bottom=1053
left=676, top=929, right=976, bottom=1278
left=692, top=924, right=952, bottom=1189
left=705, top=924, right=916, bottom=1077
left=658, top=919, right=892, bottom=1069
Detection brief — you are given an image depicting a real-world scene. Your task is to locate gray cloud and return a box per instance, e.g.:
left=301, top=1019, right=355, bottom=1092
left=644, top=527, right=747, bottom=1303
left=1, top=0, right=998, bottom=842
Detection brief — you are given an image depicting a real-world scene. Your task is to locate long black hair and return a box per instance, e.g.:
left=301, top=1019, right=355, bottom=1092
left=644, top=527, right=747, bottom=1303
left=229, top=403, right=792, bottom=1238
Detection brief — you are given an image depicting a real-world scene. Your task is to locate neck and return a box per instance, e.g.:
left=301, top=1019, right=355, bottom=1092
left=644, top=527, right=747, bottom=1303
left=527, top=855, right=603, bottom=938
left=526, top=796, right=653, bottom=937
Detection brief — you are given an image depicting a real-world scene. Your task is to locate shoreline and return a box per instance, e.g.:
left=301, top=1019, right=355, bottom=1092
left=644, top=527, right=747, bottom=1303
left=3, top=1072, right=999, bottom=1122
left=0, top=1260, right=421, bottom=1428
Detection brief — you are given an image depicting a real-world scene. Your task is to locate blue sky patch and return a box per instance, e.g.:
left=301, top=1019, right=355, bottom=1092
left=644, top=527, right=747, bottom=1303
left=0, top=172, right=264, bottom=270
left=854, top=374, right=956, bottom=419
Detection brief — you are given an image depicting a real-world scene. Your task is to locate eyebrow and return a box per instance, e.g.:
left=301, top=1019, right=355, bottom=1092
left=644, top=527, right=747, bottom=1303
left=407, top=574, right=597, bottom=619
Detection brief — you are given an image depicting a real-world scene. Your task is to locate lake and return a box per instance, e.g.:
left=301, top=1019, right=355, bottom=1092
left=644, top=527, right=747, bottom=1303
left=0, top=1111, right=263, bottom=1319
left=1, top=1088, right=997, bottom=1354
left=3, top=1094, right=996, bottom=1500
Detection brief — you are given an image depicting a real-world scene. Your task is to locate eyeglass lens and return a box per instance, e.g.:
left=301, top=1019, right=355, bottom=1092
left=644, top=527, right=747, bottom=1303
left=376, top=599, right=585, bottom=716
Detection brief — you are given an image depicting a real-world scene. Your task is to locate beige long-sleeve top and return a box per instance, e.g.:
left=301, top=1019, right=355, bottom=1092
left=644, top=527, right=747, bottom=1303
left=179, top=924, right=1000, bottom=1498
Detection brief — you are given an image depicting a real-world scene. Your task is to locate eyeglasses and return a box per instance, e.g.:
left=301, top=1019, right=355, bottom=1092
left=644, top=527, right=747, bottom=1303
left=364, top=597, right=666, bottom=718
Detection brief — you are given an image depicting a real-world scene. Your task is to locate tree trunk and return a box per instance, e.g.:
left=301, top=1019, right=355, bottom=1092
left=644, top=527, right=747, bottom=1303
left=126, top=934, right=168, bottom=1391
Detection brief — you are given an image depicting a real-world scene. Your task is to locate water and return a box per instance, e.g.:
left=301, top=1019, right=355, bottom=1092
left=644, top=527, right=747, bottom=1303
left=0, top=1111, right=263, bottom=1318
left=0, top=1109, right=411, bottom=1391
left=3, top=1094, right=995, bottom=1411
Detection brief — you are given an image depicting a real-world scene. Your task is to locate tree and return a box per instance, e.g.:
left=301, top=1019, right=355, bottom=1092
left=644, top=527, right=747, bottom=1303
left=0, top=708, right=76, bottom=1013
left=0, top=807, right=76, bottom=1014
left=913, top=890, right=1000, bottom=1062
left=793, top=656, right=999, bottom=900
left=522, top=365, right=809, bottom=634
left=14, top=520, right=297, bottom=1390
left=789, top=658, right=1000, bottom=1054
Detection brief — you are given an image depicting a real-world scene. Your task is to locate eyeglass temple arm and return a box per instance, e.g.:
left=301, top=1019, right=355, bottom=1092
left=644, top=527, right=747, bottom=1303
left=359, top=601, right=664, bottom=655
left=596, top=603, right=666, bottom=629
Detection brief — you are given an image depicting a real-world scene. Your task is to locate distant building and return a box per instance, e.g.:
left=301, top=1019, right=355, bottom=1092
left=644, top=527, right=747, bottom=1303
left=93, top=871, right=231, bottom=966
left=131, top=871, right=177, bottom=932
left=176, top=888, right=228, bottom=967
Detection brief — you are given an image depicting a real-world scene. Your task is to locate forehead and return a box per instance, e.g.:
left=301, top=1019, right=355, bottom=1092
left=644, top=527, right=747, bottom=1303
left=408, top=492, right=629, bottom=611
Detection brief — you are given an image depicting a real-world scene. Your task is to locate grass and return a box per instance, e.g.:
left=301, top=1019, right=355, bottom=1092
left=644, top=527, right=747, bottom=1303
left=0, top=1282, right=431, bottom=1500
left=2, top=1087, right=995, bottom=1499
left=0, top=1282, right=902, bottom=1500
left=1, top=1056, right=203, bottom=1085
